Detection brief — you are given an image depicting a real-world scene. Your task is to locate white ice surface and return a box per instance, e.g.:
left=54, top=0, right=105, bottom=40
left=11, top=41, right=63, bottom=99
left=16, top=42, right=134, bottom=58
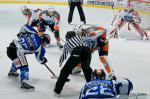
left=0, top=4, right=150, bottom=99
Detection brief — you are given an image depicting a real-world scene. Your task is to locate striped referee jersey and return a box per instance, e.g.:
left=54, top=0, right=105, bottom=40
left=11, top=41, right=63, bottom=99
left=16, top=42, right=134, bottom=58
left=59, top=35, right=88, bottom=64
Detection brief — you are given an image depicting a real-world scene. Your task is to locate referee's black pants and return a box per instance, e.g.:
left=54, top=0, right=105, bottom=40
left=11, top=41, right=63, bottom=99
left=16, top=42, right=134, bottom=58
left=68, top=2, right=86, bottom=23
left=54, top=47, right=92, bottom=94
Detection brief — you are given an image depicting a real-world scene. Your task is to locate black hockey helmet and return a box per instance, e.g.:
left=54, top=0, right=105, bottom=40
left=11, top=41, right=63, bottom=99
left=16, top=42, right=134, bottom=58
left=65, top=31, right=76, bottom=41
left=40, top=34, right=51, bottom=46
left=92, top=69, right=106, bottom=80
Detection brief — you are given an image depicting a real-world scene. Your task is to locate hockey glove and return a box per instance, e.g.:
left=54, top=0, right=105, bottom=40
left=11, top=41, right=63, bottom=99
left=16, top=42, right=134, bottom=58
left=54, top=25, right=59, bottom=31
left=41, top=57, right=47, bottom=64
left=17, top=33, right=21, bottom=37
left=17, top=32, right=27, bottom=37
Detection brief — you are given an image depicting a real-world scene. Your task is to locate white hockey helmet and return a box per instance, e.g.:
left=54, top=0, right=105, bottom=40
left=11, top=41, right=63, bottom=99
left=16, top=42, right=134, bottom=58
left=116, top=78, right=133, bottom=95
left=78, top=25, right=88, bottom=36
left=48, top=6, right=55, bottom=14
left=20, top=5, right=31, bottom=15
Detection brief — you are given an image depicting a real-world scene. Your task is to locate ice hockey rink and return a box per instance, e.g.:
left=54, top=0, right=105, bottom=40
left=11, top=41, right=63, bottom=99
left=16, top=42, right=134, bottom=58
left=0, top=3, right=150, bottom=99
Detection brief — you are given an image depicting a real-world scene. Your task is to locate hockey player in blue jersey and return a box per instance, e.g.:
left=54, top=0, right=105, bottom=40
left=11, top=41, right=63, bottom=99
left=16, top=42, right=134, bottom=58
left=79, top=69, right=133, bottom=99
left=7, top=25, right=47, bottom=90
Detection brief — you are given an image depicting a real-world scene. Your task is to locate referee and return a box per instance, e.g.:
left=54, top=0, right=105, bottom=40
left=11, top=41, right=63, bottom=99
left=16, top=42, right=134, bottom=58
left=54, top=31, right=92, bottom=95
left=68, top=0, right=86, bottom=24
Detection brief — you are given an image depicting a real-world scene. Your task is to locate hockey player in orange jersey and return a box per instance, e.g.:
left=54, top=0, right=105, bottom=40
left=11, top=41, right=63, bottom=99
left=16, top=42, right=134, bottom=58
left=38, top=6, right=63, bottom=48
left=72, top=25, right=116, bottom=80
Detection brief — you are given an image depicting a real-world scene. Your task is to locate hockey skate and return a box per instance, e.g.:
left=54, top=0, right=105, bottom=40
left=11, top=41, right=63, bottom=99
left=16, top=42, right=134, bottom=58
left=8, top=70, right=19, bottom=78
left=142, top=35, right=149, bottom=40
left=82, top=21, right=86, bottom=24
left=113, top=32, right=119, bottom=38
left=53, top=89, right=61, bottom=97
left=20, top=80, right=35, bottom=90
left=57, top=42, right=63, bottom=49
left=54, top=92, right=60, bottom=97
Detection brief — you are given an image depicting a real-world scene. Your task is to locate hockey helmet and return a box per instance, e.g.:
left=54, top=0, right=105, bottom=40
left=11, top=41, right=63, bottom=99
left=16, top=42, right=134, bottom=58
left=92, top=69, right=106, bottom=80
left=65, top=31, right=76, bottom=41
left=126, top=5, right=133, bottom=10
left=20, top=5, right=31, bottom=15
left=116, top=78, right=133, bottom=95
left=40, top=34, right=51, bottom=46
left=78, top=28, right=87, bottom=36
left=48, top=6, right=55, bottom=15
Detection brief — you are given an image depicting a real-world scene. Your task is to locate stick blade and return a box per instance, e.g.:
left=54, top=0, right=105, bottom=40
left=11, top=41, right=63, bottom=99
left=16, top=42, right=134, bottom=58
left=51, top=76, right=58, bottom=79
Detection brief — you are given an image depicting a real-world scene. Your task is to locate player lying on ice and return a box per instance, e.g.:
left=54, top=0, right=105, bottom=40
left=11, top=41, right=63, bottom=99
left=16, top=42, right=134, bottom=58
left=79, top=69, right=133, bottom=99
left=72, top=24, right=116, bottom=80
left=7, top=25, right=47, bottom=90
left=21, top=6, right=63, bottom=48
left=110, top=5, right=149, bottom=40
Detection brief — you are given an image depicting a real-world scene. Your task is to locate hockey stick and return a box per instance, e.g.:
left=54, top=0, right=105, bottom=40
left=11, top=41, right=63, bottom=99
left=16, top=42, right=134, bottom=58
left=116, top=26, right=126, bottom=41
left=69, top=23, right=80, bottom=32
left=44, top=64, right=70, bottom=82
left=111, top=1, right=116, bottom=26
left=44, top=64, right=58, bottom=79
left=69, top=23, right=93, bottom=33
left=111, top=14, right=117, bottom=26
left=128, top=23, right=131, bottom=30
left=119, top=93, right=147, bottom=98
left=69, top=23, right=94, bottom=29
left=130, top=93, right=147, bottom=96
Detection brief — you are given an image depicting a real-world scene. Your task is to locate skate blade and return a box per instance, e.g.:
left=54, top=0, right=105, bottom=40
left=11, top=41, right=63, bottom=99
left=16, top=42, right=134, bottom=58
left=51, top=76, right=58, bottom=79
left=71, top=71, right=82, bottom=75
left=20, top=87, right=35, bottom=92
left=7, top=76, right=18, bottom=80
